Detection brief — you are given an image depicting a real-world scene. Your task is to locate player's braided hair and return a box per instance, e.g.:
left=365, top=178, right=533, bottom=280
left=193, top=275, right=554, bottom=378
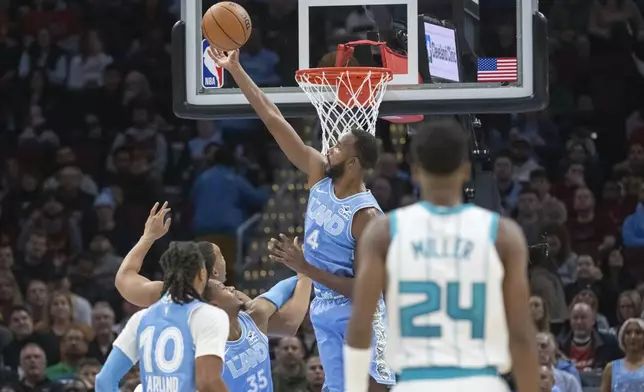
left=159, top=242, right=206, bottom=304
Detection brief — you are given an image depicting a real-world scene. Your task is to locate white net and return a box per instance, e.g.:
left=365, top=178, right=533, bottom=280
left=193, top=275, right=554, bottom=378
left=295, top=68, right=392, bottom=154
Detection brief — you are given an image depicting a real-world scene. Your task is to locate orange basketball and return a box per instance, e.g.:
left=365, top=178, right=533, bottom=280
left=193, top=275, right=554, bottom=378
left=202, top=2, right=252, bottom=51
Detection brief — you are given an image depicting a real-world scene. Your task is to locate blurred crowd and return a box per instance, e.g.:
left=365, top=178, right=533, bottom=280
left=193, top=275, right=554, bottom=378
left=1, top=0, right=644, bottom=392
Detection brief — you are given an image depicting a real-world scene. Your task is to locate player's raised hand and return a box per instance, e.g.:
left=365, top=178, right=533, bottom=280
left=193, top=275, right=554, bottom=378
left=207, top=46, right=239, bottom=70
left=142, top=202, right=171, bottom=241
left=268, top=234, right=307, bottom=273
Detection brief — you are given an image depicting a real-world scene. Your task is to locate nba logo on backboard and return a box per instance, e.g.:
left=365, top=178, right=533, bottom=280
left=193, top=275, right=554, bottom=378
left=425, top=34, right=433, bottom=64
left=202, top=39, right=224, bottom=89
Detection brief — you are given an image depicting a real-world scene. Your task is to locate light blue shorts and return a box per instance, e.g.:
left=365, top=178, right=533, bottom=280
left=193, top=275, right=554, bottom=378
left=310, top=295, right=395, bottom=392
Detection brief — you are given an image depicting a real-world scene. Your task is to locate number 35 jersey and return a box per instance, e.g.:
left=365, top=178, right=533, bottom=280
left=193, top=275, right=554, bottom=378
left=223, top=312, right=273, bottom=392
left=385, top=202, right=511, bottom=374
left=303, top=177, right=382, bottom=299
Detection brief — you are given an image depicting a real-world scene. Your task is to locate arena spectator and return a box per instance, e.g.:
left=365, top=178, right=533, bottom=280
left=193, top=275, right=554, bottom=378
left=622, top=181, right=644, bottom=247
left=552, top=163, right=586, bottom=212
left=530, top=240, right=570, bottom=330
left=564, top=254, right=607, bottom=309
left=516, top=187, right=544, bottom=245
left=272, top=337, right=308, bottom=392
left=17, top=28, right=67, bottom=86
left=600, top=318, right=644, bottom=392
left=305, top=356, right=325, bottom=392
left=0, top=274, right=22, bottom=322
left=2, top=307, right=58, bottom=371
left=45, top=326, right=91, bottom=382
left=494, top=151, right=522, bottom=213
left=86, top=303, right=114, bottom=364
left=543, top=224, right=578, bottom=285
left=12, top=231, right=56, bottom=290
left=76, top=358, right=101, bottom=391
left=570, top=289, right=610, bottom=333
left=531, top=295, right=552, bottom=332
left=191, top=146, right=268, bottom=269
left=67, top=30, right=113, bottom=91
left=567, top=187, right=616, bottom=253
left=375, top=152, right=414, bottom=205
left=600, top=249, right=637, bottom=323
left=13, top=343, right=61, bottom=392
left=509, top=133, right=541, bottom=182
left=559, top=302, right=621, bottom=371
left=370, top=177, right=396, bottom=212
left=34, top=291, right=91, bottom=348
left=24, top=280, right=49, bottom=325
left=540, top=365, right=558, bottom=392
left=530, top=169, right=559, bottom=204
left=609, top=291, right=643, bottom=334
left=536, top=332, right=583, bottom=392
left=238, top=28, right=281, bottom=87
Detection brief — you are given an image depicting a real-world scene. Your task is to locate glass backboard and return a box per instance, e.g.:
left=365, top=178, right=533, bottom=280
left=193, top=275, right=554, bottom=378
left=172, top=0, right=548, bottom=119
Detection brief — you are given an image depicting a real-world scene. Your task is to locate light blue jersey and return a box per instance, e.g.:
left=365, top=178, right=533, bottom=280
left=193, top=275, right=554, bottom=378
left=304, top=177, right=382, bottom=298
left=223, top=312, right=273, bottom=392
left=136, top=297, right=204, bottom=392
left=303, top=177, right=394, bottom=392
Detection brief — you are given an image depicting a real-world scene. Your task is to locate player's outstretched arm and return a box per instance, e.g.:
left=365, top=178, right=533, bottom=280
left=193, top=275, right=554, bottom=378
left=193, top=305, right=231, bottom=392
left=345, top=215, right=390, bottom=392
left=266, top=273, right=312, bottom=336
left=208, top=48, right=325, bottom=182
left=95, top=310, right=145, bottom=392
left=497, top=217, right=540, bottom=392
left=246, top=272, right=313, bottom=336
left=114, top=202, right=170, bottom=307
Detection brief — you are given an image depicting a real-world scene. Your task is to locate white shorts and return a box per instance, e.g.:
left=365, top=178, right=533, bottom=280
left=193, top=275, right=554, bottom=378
left=392, top=375, right=510, bottom=392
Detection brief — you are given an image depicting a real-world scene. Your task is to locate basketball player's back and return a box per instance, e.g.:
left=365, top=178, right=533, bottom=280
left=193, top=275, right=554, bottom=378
left=345, top=119, right=538, bottom=392
left=385, top=201, right=509, bottom=392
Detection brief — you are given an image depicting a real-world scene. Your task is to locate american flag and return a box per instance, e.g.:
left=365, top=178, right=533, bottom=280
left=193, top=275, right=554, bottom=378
left=477, top=58, right=518, bottom=82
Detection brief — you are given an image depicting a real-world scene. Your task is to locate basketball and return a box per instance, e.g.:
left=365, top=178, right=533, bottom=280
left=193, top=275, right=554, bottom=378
left=202, top=2, right=252, bottom=51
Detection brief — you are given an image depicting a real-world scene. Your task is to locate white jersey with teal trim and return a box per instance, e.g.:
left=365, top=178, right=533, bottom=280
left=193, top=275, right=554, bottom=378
left=385, top=201, right=511, bottom=383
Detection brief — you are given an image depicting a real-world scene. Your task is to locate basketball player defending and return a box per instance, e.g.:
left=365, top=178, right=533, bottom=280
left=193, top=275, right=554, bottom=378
left=95, top=242, right=229, bottom=392
left=115, top=202, right=310, bottom=338
left=113, top=203, right=313, bottom=392
left=345, top=119, right=540, bottom=392
left=210, top=48, right=395, bottom=392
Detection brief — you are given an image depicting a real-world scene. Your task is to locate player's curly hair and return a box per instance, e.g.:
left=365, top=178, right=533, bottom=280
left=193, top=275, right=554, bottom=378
left=160, top=242, right=207, bottom=304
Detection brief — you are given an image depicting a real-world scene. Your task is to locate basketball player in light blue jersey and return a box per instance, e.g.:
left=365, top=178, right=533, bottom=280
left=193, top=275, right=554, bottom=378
left=115, top=202, right=312, bottom=338
left=113, top=203, right=313, bottom=392
left=345, top=118, right=540, bottom=392
left=95, top=241, right=230, bottom=392
left=210, top=48, right=395, bottom=392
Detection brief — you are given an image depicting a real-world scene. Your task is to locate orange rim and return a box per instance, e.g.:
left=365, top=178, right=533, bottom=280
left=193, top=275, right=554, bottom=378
left=295, top=67, right=393, bottom=86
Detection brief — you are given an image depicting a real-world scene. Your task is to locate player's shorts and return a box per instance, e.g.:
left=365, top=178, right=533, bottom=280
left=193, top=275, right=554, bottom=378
left=393, top=375, right=510, bottom=392
left=310, top=294, right=395, bottom=392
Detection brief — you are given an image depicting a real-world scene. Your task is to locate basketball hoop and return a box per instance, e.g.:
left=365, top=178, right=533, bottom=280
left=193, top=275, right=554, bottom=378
left=295, top=66, right=392, bottom=154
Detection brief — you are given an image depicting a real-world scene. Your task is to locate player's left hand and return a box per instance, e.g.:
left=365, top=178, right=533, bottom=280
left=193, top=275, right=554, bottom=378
left=268, top=234, right=306, bottom=273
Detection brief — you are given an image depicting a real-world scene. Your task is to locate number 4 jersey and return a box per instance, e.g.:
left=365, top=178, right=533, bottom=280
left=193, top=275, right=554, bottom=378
left=385, top=202, right=511, bottom=376
left=303, top=176, right=382, bottom=298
